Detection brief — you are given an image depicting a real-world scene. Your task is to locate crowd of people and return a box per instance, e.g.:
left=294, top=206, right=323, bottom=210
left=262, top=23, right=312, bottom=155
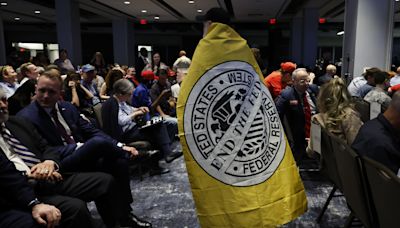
left=0, top=48, right=190, bottom=228
left=1, top=6, right=400, bottom=227
left=262, top=60, right=400, bottom=179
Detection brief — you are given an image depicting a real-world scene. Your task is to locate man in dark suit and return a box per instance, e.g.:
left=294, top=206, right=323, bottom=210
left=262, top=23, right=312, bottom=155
left=0, top=151, right=62, bottom=228
left=17, top=69, right=151, bottom=227
left=0, top=88, right=122, bottom=228
left=135, top=47, right=149, bottom=75
left=275, top=68, right=319, bottom=164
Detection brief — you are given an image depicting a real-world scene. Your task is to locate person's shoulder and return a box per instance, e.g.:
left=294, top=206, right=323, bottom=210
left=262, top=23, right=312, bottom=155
left=17, top=101, right=37, bottom=117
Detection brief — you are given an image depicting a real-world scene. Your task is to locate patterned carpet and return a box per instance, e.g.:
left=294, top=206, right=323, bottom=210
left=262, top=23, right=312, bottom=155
left=90, top=143, right=352, bottom=228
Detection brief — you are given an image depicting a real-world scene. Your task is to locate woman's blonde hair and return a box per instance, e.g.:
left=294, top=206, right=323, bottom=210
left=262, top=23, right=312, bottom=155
left=317, top=78, right=354, bottom=129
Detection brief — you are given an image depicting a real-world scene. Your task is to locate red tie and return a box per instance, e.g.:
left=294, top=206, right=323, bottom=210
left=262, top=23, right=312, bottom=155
left=51, top=109, right=76, bottom=144
left=303, top=93, right=311, bottom=138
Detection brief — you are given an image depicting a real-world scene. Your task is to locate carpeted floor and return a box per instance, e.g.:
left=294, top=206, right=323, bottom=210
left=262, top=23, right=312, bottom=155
left=90, top=143, right=352, bottom=228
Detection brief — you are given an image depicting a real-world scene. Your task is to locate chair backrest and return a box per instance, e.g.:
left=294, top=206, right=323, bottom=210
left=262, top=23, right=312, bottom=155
left=352, top=97, right=370, bottom=123
left=319, top=127, right=342, bottom=191
left=363, top=156, right=400, bottom=228
left=92, top=103, right=103, bottom=129
left=330, top=135, right=375, bottom=228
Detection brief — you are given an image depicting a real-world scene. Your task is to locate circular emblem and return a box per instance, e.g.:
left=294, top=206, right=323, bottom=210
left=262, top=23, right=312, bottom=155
left=183, top=61, right=285, bottom=186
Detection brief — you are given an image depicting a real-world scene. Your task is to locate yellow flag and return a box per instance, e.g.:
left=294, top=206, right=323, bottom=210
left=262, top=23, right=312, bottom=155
left=177, top=23, right=307, bottom=227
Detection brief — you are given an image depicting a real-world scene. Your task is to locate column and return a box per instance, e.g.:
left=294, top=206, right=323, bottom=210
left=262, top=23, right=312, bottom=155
left=0, top=12, right=6, bottom=65
left=302, top=8, right=318, bottom=68
left=112, top=18, right=135, bottom=66
left=342, top=0, right=394, bottom=78
left=290, top=17, right=303, bottom=64
left=55, top=0, right=82, bottom=65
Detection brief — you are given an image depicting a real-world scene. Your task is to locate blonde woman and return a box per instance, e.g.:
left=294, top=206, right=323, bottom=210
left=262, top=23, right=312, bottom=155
left=307, top=78, right=363, bottom=156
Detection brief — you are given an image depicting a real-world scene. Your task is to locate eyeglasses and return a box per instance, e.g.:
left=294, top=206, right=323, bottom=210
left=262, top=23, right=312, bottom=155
left=298, top=79, right=311, bottom=84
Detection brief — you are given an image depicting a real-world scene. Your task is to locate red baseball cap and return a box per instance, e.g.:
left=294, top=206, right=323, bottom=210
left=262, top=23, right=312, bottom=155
left=280, top=62, right=296, bottom=73
left=141, top=70, right=155, bottom=80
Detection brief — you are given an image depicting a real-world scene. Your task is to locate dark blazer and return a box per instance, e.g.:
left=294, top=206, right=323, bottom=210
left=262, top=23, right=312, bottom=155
left=275, top=85, right=319, bottom=151
left=6, top=116, right=60, bottom=163
left=101, top=96, right=124, bottom=141
left=17, top=101, right=118, bottom=158
left=135, top=56, right=147, bottom=75
left=0, top=116, right=61, bottom=211
left=0, top=151, right=36, bottom=211
left=7, top=79, right=36, bottom=115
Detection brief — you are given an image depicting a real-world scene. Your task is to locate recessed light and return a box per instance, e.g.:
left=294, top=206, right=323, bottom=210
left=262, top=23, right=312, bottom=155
left=0, top=2, right=7, bottom=6
left=14, top=17, right=20, bottom=21
left=34, top=10, right=40, bottom=14
left=197, top=9, right=202, bottom=13
left=141, top=9, right=147, bottom=13
left=124, top=1, right=130, bottom=4
left=188, top=0, right=195, bottom=4
left=154, top=16, right=160, bottom=20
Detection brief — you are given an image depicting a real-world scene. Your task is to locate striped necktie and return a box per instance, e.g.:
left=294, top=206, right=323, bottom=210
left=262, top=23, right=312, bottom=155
left=1, top=128, right=41, bottom=168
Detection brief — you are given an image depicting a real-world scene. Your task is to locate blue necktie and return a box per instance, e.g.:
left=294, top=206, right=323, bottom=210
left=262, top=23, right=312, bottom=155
left=2, top=128, right=41, bottom=168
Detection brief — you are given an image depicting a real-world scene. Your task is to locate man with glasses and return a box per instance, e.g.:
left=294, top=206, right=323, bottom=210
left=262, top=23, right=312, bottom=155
left=275, top=68, right=319, bottom=165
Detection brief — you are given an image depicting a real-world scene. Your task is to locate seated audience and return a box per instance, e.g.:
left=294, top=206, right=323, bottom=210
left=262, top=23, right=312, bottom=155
left=17, top=70, right=152, bottom=227
left=390, top=66, right=400, bottom=87
left=307, top=78, right=363, bottom=156
left=100, top=68, right=124, bottom=100
left=352, top=91, right=400, bottom=175
left=0, top=87, right=122, bottom=227
left=317, top=64, right=337, bottom=86
left=0, top=65, right=18, bottom=98
left=275, top=68, right=318, bottom=163
left=355, top=67, right=381, bottom=98
left=364, top=71, right=391, bottom=107
left=63, top=72, right=94, bottom=115
left=90, top=51, right=107, bottom=77
left=264, top=62, right=296, bottom=100
left=251, top=48, right=267, bottom=75
left=150, top=68, right=177, bottom=128
left=145, top=52, right=167, bottom=77
left=54, top=49, right=75, bottom=75
left=80, top=64, right=101, bottom=105
left=125, top=66, right=139, bottom=87
left=8, top=62, right=40, bottom=115
left=102, top=79, right=182, bottom=166
left=171, top=68, right=188, bottom=101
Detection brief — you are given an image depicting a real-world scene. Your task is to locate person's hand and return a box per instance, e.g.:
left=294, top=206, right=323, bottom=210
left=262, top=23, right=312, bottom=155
left=32, top=203, right=61, bottom=228
left=161, top=89, right=172, bottom=98
left=132, top=110, right=145, bottom=119
left=138, top=106, right=149, bottom=113
left=122, top=145, right=139, bottom=158
left=30, top=160, right=57, bottom=180
left=68, top=81, right=76, bottom=88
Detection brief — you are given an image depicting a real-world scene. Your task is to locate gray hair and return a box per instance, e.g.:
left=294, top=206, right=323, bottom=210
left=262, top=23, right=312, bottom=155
left=291, top=68, right=308, bottom=80
left=113, top=79, right=134, bottom=95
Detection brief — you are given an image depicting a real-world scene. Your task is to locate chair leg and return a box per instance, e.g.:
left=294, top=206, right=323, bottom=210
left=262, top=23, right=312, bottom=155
left=344, top=212, right=355, bottom=228
left=316, top=186, right=337, bottom=223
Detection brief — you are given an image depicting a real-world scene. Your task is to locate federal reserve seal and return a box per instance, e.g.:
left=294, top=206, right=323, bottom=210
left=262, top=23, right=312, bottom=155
left=183, top=61, right=286, bottom=186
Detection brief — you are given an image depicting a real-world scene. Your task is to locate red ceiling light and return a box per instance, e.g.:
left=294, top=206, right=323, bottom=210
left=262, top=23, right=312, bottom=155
left=140, top=19, right=147, bottom=25
left=269, top=18, right=276, bottom=25
left=319, top=18, right=326, bottom=24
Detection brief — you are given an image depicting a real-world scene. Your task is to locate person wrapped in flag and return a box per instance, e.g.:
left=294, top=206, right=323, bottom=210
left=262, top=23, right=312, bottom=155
left=177, top=7, right=307, bottom=227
